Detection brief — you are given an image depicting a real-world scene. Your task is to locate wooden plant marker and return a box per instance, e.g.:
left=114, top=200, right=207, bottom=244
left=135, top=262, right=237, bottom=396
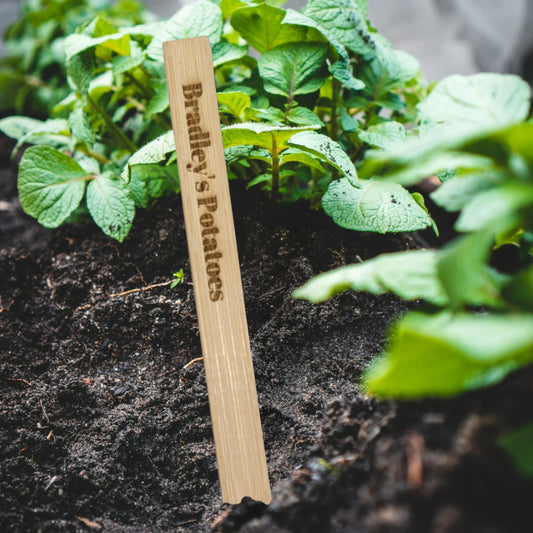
left=163, top=37, right=271, bottom=505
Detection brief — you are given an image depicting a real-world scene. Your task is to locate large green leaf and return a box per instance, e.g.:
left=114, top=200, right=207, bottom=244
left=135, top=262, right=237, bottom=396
left=322, top=178, right=433, bottom=233
left=146, top=1, right=223, bottom=62
left=365, top=312, right=533, bottom=397
left=230, top=3, right=306, bottom=53
left=282, top=9, right=364, bottom=90
left=222, top=122, right=318, bottom=151
left=418, top=73, right=531, bottom=131
left=288, top=131, right=359, bottom=185
left=293, top=249, right=447, bottom=305
left=86, top=172, right=135, bottom=242
left=302, top=0, right=373, bottom=56
left=258, top=42, right=329, bottom=98
left=18, top=146, right=89, bottom=228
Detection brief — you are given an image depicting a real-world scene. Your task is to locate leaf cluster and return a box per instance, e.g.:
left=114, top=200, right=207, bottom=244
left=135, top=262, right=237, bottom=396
left=295, top=72, right=533, bottom=475
left=296, top=72, right=533, bottom=398
left=0, top=0, right=155, bottom=117
left=1, top=0, right=431, bottom=241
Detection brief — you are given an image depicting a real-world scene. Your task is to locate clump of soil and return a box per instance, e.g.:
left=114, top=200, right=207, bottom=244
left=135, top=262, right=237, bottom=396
left=1, top=136, right=531, bottom=532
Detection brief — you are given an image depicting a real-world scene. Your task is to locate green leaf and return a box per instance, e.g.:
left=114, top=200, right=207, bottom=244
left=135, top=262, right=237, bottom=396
left=282, top=9, right=364, bottom=92
left=217, top=91, right=252, bottom=121
left=288, top=131, right=359, bottom=185
left=68, top=106, right=94, bottom=144
left=224, top=145, right=255, bottom=164
left=503, top=264, right=533, bottom=313
left=282, top=9, right=348, bottom=61
left=221, top=0, right=248, bottom=20
left=418, top=73, right=531, bottom=131
left=293, top=249, right=447, bottom=305
left=365, top=312, right=533, bottom=398
left=499, top=423, right=533, bottom=478
left=280, top=148, right=325, bottom=172
left=258, top=42, right=329, bottom=98
left=112, top=50, right=145, bottom=75
left=231, top=3, right=305, bottom=53
left=286, top=106, right=324, bottom=127
left=302, top=0, right=373, bottom=56
left=128, top=171, right=149, bottom=208
left=0, top=116, right=45, bottom=141
left=18, top=146, right=89, bottom=228
left=145, top=85, right=169, bottom=117
left=358, top=121, right=406, bottom=149
left=328, top=60, right=365, bottom=90
left=341, top=108, right=359, bottom=133
left=322, top=178, right=433, bottom=233
left=222, top=122, right=318, bottom=151
left=63, top=32, right=130, bottom=61
left=130, top=164, right=179, bottom=200
left=146, top=1, right=223, bottom=62
left=86, top=172, right=135, bottom=242
left=438, top=231, right=506, bottom=309
left=212, top=41, right=248, bottom=68
left=430, top=174, right=500, bottom=212
left=359, top=38, right=420, bottom=103
left=122, top=131, right=175, bottom=181
left=66, top=49, right=94, bottom=94
left=456, top=184, right=533, bottom=233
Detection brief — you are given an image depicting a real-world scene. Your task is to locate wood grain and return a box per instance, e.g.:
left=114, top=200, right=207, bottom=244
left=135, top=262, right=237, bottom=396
left=163, top=37, right=271, bottom=505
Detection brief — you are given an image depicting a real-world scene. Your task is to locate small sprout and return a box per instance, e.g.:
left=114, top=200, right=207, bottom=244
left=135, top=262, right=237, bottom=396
left=170, top=269, right=185, bottom=289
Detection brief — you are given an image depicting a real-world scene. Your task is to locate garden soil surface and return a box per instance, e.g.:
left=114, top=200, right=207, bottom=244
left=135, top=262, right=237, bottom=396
left=1, top=135, right=532, bottom=533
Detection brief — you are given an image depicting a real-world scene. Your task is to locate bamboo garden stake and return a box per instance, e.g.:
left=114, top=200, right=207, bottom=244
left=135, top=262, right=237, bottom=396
left=163, top=37, right=271, bottom=505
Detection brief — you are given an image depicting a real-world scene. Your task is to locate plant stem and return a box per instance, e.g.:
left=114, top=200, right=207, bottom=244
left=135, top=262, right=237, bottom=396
left=271, top=134, right=280, bottom=201
left=78, top=146, right=110, bottom=164
left=125, top=72, right=152, bottom=100
left=88, top=95, right=137, bottom=153
left=331, top=78, right=340, bottom=141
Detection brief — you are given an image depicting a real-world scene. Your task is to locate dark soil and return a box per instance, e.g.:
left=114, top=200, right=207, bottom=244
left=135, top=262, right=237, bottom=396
left=0, top=135, right=531, bottom=533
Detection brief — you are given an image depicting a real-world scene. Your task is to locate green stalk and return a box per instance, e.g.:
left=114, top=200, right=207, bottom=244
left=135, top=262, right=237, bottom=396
left=331, top=78, right=340, bottom=141
left=271, top=134, right=280, bottom=201
left=78, top=146, right=110, bottom=164
left=88, top=95, right=137, bottom=153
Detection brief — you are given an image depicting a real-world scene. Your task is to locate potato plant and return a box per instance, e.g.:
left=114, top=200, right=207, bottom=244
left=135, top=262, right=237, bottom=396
left=295, top=71, right=533, bottom=476
left=0, top=0, right=434, bottom=242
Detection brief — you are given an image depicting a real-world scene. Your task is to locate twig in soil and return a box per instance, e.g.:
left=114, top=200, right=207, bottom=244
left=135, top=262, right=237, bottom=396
left=183, top=356, right=204, bottom=370
left=109, top=279, right=174, bottom=298
left=7, top=377, right=32, bottom=387
left=406, top=432, right=425, bottom=489
left=44, top=475, right=59, bottom=491
left=39, top=399, right=50, bottom=426
left=75, top=516, right=102, bottom=530
left=0, top=298, right=15, bottom=314
left=76, top=278, right=182, bottom=312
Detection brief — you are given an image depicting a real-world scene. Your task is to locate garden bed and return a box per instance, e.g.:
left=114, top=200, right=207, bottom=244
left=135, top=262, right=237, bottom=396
left=1, top=135, right=531, bottom=533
